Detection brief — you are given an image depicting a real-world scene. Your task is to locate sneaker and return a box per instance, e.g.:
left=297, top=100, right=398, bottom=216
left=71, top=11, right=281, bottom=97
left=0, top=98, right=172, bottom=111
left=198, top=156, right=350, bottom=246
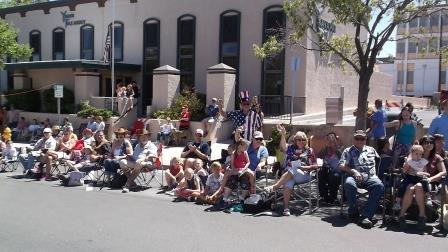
left=44, top=175, right=53, bottom=181
left=122, top=187, right=130, bottom=193
left=359, top=217, right=373, bottom=229
left=425, top=198, right=433, bottom=208
left=392, top=202, right=401, bottom=211
left=264, top=185, right=274, bottom=194
left=283, top=208, right=291, bottom=216
left=398, top=216, right=407, bottom=230
left=416, top=216, right=426, bottom=231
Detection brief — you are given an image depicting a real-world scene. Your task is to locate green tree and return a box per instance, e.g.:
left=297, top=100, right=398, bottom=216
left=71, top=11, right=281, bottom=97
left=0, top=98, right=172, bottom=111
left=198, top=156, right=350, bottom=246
left=0, top=0, right=35, bottom=8
left=254, top=0, right=443, bottom=130
left=0, top=19, right=33, bottom=69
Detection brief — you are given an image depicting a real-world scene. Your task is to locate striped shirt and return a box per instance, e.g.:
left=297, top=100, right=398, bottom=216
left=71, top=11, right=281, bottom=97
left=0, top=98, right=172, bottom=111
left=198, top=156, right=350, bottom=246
left=227, top=110, right=261, bottom=141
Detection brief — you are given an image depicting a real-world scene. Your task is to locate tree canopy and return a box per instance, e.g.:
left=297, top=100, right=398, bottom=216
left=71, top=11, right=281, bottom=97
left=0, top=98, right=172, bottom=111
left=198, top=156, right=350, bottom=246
left=0, top=0, right=36, bottom=9
left=0, top=19, right=33, bottom=69
left=254, top=0, right=444, bottom=129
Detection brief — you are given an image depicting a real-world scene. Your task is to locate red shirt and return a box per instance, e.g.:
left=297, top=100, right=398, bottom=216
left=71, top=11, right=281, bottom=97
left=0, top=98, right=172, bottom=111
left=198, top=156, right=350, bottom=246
left=179, top=111, right=190, bottom=128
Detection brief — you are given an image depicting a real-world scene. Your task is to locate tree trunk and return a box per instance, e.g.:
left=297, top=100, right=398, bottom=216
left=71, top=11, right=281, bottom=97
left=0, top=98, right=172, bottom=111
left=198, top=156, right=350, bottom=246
left=355, top=72, right=373, bottom=130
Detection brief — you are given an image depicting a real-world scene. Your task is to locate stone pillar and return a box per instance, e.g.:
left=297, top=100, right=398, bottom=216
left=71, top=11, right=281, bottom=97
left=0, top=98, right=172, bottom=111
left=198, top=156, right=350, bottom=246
left=152, top=65, right=180, bottom=111
left=12, top=72, right=31, bottom=89
left=206, top=63, right=236, bottom=111
left=74, top=72, right=100, bottom=104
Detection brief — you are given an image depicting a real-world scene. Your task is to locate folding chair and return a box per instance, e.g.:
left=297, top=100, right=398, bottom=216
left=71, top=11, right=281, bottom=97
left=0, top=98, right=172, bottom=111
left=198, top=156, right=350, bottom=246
left=290, top=158, right=321, bottom=214
left=138, top=143, right=164, bottom=188
left=0, top=159, right=20, bottom=172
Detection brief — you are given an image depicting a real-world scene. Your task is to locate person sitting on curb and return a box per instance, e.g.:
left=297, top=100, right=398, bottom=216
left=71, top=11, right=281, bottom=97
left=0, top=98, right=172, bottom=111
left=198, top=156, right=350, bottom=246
left=119, top=129, right=158, bottom=193
left=180, top=129, right=210, bottom=167
left=202, top=98, right=219, bottom=136
left=158, top=117, right=175, bottom=146
left=165, top=157, right=184, bottom=189
left=174, top=167, right=201, bottom=201
left=339, top=130, right=384, bottom=229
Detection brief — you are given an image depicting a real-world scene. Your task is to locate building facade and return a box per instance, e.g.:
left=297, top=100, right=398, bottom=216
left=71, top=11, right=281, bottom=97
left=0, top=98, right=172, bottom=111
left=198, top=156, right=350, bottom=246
left=394, top=6, right=448, bottom=97
left=0, top=0, right=397, bottom=117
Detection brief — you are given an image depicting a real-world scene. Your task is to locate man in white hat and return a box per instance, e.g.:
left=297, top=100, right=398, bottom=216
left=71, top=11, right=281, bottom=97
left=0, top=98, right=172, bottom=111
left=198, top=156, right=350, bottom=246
left=119, top=129, right=158, bottom=193
left=18, top=127, right=57, bottom=175
left=181, top=128, right=210, bottom=164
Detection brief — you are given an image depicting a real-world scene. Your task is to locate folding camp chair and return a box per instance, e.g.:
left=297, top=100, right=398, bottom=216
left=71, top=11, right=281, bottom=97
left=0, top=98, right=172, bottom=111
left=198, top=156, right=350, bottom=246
left=138, top=143, right=164, bottom=188
left=0, top=159, right=20, bottom=172
left=290, top=158, right=321, bottom=214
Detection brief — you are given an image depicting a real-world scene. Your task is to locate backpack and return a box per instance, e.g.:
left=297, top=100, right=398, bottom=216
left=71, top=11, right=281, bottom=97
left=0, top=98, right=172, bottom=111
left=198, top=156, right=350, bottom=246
left=242, top=192, right=273, bottom=213
left=63, top=171, right=85, bottom=187
left=110, top=173, right=127, bottom=189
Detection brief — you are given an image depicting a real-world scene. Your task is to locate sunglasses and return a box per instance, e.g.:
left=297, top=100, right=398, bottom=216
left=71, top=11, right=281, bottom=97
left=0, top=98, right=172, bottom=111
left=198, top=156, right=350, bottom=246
left=422, top=141, right=434, bottom=144
left=242, top=103, right=250, bottom=106
left=117, top=134, right=125, bottom=138
left=255, top=138, right=263, bottom=141
left=295, top=139, right=307, bottom=142
left=354, top=137, right=366, bottom=141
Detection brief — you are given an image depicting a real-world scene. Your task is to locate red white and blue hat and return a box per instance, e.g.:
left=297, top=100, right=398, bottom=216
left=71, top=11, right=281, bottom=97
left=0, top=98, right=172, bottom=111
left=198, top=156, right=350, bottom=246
left=240, top=90, right=250, bottom=102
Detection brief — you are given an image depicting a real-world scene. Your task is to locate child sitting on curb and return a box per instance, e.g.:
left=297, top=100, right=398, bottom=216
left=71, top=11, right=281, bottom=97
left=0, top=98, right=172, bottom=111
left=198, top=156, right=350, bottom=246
left=175, top=167, right=201, bottom=201
left=165, top=157, right=184, bottom=189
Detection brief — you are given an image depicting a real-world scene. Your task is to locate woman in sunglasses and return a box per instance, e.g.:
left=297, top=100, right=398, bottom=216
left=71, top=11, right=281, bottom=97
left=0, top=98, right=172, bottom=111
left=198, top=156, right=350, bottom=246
left=398, top=135, right=446, bottom=230
left=103, top=128, right=133, bottom=175
left=264, top=124, right=318, bottom=216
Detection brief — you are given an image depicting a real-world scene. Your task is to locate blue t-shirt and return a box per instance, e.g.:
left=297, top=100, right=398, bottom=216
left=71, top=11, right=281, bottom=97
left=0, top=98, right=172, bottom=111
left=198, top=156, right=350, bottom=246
left=428, top=113, right=448, bottom=150
left=206, top=104, right=219, bottom=118
left=370, top=108, right=386, bottom=138
left=247, top=143, right=268, bottom=171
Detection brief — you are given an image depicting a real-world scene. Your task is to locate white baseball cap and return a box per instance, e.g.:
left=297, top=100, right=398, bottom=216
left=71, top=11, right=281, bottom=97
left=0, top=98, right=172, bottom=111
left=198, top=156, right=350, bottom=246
left=195, top=129, right=204, bottom=136
left=43, top=128, right=52, bottom=133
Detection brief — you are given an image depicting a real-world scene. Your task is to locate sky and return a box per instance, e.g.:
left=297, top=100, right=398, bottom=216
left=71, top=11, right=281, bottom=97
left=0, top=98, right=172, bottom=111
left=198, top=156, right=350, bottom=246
left=374, top=13, right=396, bottom=58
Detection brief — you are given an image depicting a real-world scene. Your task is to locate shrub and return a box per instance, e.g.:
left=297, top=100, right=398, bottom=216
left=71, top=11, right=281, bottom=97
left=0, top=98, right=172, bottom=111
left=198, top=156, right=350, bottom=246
left=266, top=124, right=292, bottom=162
left=76, top=102, right=117, bottom=120
left=41, top=88, right=75, bottom=114
left=153, top=90, right=207, bottom=121
left=3, top=89, right=40, bottom=112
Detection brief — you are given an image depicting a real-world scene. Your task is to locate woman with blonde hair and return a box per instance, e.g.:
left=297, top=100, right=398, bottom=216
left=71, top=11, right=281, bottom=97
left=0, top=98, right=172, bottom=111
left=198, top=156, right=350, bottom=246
left=264, top=125, right=318, bottom=216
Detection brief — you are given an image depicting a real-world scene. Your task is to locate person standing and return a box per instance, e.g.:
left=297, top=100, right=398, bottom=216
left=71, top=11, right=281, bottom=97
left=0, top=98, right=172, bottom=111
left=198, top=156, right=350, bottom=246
left=367, top=99, right=387, bottom=148
left=218, top=91, right=261, bottom=142
left=428, top=99, right=448, bottom=150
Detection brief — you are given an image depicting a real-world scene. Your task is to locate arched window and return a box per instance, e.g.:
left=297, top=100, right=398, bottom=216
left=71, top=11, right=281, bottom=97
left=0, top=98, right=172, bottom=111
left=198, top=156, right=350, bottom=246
left=80, top=24, right=94, bottom=60
left=220, top=10, right=241, bottom=96
left=177, top=14, right=196, bottom=91
left=29, top=30, right=41, bottom=61
left=109, top=21, right=124, bottom=61
left=53, top=27, right=65, bottom=60
left=142, top=18, right=160, bottom=112
left=261, top=6, right=285, bottom=96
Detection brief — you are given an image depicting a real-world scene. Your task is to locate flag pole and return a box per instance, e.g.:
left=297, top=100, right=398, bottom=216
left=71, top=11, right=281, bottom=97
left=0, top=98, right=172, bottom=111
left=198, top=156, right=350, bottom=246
left=111, top=0, right=115, bottom=112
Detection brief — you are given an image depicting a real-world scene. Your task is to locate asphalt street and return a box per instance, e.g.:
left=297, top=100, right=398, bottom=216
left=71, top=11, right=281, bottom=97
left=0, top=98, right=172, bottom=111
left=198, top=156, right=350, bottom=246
left=0, top=169, right=446, bottom=252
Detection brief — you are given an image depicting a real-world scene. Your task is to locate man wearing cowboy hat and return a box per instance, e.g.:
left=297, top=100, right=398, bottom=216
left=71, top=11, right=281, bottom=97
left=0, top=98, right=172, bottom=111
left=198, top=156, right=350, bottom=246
left=218, top=90, right=262, bottom=142
left=181, top=128, right=210, bottom=164
left=429, top=99, right=448, bottom=150
left=119, top=129, right=158, bottom=193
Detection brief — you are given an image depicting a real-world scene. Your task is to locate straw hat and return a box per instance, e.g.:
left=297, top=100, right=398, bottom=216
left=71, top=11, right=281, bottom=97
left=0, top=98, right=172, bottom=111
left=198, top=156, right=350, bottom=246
left=114, top=127, right=128, bottom=135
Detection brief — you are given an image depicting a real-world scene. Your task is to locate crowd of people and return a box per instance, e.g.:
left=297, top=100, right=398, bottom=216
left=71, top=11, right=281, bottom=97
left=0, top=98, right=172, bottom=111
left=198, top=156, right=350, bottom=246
left=0, top=94, right=447, bottom=233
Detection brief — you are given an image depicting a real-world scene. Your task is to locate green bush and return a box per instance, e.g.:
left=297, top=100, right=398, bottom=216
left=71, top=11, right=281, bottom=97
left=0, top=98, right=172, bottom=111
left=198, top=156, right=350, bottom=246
left=266, top=124, right=292, bottom=158
left=41, top=88, right=75, bottom=114
left=77, top=102, right=117, bottom=120
left=3, top=89, right=41, bottom=112
left=153, top=91, right=207, bottom=121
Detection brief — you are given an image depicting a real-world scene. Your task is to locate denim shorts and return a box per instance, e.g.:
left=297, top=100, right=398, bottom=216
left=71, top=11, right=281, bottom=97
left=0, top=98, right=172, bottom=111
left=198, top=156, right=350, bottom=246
left=284, top=167, right=311, bottom=189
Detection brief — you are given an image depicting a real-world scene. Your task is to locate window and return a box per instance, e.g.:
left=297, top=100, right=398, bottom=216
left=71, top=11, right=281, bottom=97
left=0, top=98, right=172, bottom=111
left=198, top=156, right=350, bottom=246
left=262, top=6, right=285, bottom=96
left=80, top=24, right=94, bottom=60
left=396, top=41, right=405, bottom=59
left=443, top=10, right=448, bottom=26
left=53, top=28, right=65, bottom=60
left=407, top=64, right=415, bottom=85
left=408, top=39, right=417, bottom=53
left=397, top=64, right=404, bottom=85
left=397, top=23, right=406, bottom=34
left=142, top=18, right=160, bottom=111
left=441, top=70, right=446, bottom=85
left=430, top=12, right=440, bottom=30
left=220, top=11, right=240, bottom=69
left=409, top=17, right=418, bottom=29
left=419, top=16, right=429, bottom=29
left=417, top=38, right=427, bottom=56
left=428, top=37, right=438, bottom=54
left=109, top=21, right=124, bottom=61
left=29, top=30, right=41, bottom=61
left=177, top=15, right=196, bottom=91
left=442, top=37, right=448, bottom=47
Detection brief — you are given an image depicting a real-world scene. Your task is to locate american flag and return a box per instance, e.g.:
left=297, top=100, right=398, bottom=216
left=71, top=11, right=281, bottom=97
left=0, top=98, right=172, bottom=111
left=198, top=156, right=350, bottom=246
left=102, top=25, right=112, bottom=64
